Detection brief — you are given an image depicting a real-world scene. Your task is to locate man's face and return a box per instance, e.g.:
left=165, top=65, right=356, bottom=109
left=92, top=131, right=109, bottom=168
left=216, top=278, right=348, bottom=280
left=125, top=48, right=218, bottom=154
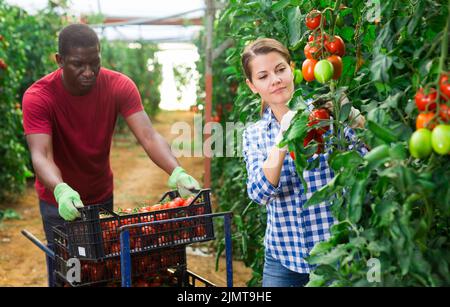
left=56, top=45, right=101, bottom=96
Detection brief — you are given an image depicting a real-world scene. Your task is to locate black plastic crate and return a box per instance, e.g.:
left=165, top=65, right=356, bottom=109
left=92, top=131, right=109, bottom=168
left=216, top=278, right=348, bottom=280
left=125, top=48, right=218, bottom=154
left=55, top=246, right=187, bottom=287
left=61, top=189, right=214, bottom=260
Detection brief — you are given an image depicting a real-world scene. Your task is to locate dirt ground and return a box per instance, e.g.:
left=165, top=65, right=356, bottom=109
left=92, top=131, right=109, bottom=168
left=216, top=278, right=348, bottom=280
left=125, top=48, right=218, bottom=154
left=0, top=110, right=252, bottom=287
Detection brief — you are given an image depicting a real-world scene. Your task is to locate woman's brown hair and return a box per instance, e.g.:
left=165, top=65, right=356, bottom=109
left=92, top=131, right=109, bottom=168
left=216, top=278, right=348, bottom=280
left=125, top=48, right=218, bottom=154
left=241, top=38, right=291, bottom=115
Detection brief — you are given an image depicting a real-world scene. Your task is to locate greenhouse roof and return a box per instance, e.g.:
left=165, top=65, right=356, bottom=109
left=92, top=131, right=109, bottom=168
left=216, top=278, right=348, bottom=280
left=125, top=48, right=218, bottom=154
left=6, top=0, right=206, bottom=42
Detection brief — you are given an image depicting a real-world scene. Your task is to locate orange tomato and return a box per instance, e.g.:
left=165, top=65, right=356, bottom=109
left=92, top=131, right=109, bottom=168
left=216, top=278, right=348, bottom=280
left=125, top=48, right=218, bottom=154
left=416, top=112, right=437, bottom=130
left=302, top=59, right=318, bottom=82
left=326, top=55, right=343, bottom=80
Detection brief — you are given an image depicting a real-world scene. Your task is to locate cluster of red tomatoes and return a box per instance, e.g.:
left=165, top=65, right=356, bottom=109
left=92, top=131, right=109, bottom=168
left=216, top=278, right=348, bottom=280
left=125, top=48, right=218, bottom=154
left=289, top=108, right=331, bottom=160
left=293, top=10, right=345, bottom=85
left=409, top=73, right=450, bottom=158
left=116, top=196, right=194, bottom=215
left=101, top=196, right=205, bottom=255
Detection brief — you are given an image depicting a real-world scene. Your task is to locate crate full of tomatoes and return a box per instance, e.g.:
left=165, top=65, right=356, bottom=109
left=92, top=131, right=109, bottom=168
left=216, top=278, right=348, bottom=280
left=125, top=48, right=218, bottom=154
left=60, top=189, right=214, bottom=260
left=53, top=225, right=187, bottom=287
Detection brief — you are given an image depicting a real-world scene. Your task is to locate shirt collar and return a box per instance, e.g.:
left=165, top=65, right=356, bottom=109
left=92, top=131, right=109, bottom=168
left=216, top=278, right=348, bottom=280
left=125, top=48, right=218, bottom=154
left=261, top=107, right=278, bottom=129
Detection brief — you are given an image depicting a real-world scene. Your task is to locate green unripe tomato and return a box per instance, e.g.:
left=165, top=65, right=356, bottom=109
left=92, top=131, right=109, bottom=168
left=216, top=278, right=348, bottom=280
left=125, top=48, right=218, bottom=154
left=294, top=68, right=303, bottom=85
left=314, top=60, right=334, bottom=84
left=431, top=124, right=450, bottom=155
left=336, top=15, right=344, bottom=28
left=409, top=128, right=433, bottom=159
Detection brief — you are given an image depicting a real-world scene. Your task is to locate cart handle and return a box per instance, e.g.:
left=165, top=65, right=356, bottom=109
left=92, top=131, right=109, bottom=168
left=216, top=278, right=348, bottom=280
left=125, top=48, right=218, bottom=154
left=21, top=229, right=55, bottom=260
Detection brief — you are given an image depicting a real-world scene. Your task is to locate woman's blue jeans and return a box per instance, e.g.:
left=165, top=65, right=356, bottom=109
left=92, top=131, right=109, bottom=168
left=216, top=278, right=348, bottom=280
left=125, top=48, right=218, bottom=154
left=262, top=252, right=310, bottom=287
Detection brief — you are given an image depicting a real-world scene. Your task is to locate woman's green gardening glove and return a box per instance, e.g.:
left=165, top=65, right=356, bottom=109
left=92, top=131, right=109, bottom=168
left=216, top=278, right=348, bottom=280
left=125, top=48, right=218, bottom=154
left=168, top=166, right=201, bottom=198
left=54, top=183, right=84, bottom=221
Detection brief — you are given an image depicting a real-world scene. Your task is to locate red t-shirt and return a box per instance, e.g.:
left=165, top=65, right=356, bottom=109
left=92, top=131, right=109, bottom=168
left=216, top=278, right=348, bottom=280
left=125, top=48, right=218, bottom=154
left=22, top=68, right=144, bottom=206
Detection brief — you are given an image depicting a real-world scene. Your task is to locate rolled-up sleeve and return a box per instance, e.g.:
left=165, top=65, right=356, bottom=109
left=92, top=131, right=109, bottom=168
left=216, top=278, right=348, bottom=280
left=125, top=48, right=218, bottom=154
left=242, top=127, right=280, bottom=205
left=344, top=126, right=369, bottom=156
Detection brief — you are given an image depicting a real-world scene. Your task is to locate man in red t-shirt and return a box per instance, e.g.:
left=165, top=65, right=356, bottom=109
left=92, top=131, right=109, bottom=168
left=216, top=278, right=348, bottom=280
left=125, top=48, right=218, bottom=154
left=22, top=24, right=200, bottom=286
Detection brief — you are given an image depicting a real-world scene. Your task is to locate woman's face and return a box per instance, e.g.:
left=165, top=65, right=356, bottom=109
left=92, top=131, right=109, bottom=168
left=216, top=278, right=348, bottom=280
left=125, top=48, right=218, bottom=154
left=246, top=51, right=294, bottom=107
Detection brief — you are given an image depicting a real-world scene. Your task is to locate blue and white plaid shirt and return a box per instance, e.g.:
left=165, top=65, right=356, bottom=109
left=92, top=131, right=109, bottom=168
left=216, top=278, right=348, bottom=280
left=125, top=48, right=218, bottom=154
left=242, top=105, right=368, bottom=273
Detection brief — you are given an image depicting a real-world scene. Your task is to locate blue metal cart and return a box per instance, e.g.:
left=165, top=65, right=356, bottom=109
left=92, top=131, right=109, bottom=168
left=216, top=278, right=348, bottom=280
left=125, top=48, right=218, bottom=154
left=22, top=211, right=234, bottom=287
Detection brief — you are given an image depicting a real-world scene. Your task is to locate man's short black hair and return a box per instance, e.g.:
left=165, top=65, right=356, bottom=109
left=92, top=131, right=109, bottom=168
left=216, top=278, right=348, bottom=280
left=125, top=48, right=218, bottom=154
left=58, top=23, right=100, bottom=56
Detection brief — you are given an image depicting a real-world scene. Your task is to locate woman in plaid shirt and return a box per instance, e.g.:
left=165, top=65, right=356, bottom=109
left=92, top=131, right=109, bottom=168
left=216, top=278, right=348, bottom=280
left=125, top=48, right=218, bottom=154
left=241, top=38, right=366, bottom=287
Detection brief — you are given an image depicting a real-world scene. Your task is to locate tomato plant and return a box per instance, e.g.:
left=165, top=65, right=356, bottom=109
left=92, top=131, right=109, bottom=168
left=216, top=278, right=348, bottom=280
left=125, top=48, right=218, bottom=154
left=206, top=0, right=450, bottom=287
left=0, top=1, right=67, bottom=200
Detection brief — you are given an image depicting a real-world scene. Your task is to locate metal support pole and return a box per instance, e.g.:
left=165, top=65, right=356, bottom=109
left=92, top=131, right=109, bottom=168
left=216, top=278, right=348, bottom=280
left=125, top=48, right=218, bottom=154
left=224, top=213, right=233, bottom=287
left=204, top=0, right=214, bottom=188
left=120, top=229, right=132, bottom=287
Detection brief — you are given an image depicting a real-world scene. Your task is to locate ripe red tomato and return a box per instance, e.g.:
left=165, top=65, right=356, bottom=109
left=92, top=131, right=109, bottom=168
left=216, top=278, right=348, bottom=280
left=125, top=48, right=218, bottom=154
left=302, top=59, right=318, bottom=82
left=308, top=108, right=330, bottom=135
left=416, top=112, right=437, bottom=130
left=185, top=196, right=195, bottom=206
left=415, top=88, right=437, bottom=111
left=122, top=208, right=133, bottom=214
left=150, top=204, right=162, bottom=211
left=439, top=74, right=450, bottom=101
left=161, top=202, right=170, bottom=210
left=167, top=201, right=178, bottom=209
left=304, top=130, right=316, bottom=147
left=324, top=36, right=345, bottom=57
left=326, top=55, right=343, bottom=80
left=305, top=10, right=324, bottom=30
left=315, top=134, right=324, bottom=154
left=439, top=104, right=450, bottom=122
left=173, top=197, right=185, bottom=207
left=304, top=43, right=322, bottom=60
left=138, top=206, right=150, bottom=213
left=303, top=130, right=324, bottom=155
left=289, top=151, right=296, bottom=160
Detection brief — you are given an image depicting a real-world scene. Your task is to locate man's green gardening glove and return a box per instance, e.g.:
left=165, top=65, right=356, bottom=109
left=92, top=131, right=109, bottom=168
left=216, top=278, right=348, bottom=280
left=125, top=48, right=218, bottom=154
left=54, top=183, right=84, bottom=221
left=168, top=166, right=201, bottom=198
